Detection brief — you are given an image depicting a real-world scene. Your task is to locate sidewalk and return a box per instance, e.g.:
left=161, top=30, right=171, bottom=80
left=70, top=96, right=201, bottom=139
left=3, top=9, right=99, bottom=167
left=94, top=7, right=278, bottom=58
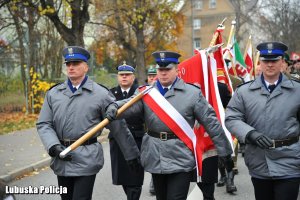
left=0, top=128, right=108, bottom=183
left=0, top=128, right=50, bottom=182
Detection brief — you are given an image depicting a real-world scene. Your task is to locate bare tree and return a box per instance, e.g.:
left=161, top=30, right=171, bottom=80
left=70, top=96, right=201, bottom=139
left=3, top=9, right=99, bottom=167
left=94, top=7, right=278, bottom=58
left=254, top=0, right=300, bottom=52
left=229, top=0, right=259, bottom=43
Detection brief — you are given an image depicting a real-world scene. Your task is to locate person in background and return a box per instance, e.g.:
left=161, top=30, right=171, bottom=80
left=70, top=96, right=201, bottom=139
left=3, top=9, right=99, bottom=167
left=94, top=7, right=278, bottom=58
left=225, top=41, right=300, bottom=200
left=146, top=66, right=157, bottom=85
left=213, top=83, right=237, bottom=196
left=106, top=50, right=234, bottom=200
left=281, top=53, right=292, bottom=78
left=291, top=59, right=300, bottom=80
left=36, top=46, right=140, bottom=200
left=144, top=65, right=158, bottom=195
left=109, top=62, right=145, bottom=200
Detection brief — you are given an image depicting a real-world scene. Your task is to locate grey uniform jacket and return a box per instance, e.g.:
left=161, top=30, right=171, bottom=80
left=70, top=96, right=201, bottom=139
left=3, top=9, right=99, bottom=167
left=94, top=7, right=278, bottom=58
left=36, top=78, right=139, bottom=176
left=117, top=78, right=233, bottom=174
left=225, top=74, right=300, bottom=179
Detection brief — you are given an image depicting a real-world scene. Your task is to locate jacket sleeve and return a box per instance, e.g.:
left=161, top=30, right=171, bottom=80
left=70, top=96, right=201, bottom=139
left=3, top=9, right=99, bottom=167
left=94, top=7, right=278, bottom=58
left=225, top=88, right=255, bottom=143
left=194, top=91, right=233, bottom=156
left=36, top=92, right=61, bottom=151
left=105, top=91, right=140, bottom=161
left=106, top=119, right=140, bottom=160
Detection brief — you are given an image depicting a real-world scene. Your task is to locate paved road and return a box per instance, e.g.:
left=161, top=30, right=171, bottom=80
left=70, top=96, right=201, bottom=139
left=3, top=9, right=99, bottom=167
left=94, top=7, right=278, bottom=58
left=9, top=140, right=256, bottom=200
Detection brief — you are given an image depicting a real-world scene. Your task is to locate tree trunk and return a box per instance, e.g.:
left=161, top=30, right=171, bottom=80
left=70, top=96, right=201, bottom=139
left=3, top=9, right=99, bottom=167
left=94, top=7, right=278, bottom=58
left=135, top=29, right=146, bottom=84
left=43, top=0, right=90, bottom=46
left=10, top=9, right=29, bottom=113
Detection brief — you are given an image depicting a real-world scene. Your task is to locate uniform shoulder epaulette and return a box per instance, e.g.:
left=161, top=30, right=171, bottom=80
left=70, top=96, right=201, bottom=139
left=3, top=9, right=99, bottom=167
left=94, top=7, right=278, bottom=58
left=237, top=80, right=254, bottom=88
left=186, top=82, right=201, bottom=89
left=47, top=82, right=62, bottom=91
left=290, top=77, right=300, bottom=83
left=97, top=83, right=110, bottom=91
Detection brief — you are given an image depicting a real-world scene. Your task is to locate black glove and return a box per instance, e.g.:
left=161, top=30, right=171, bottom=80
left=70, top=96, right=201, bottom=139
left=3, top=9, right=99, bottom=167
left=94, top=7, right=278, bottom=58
left=246, top=131, right=273, bottom=149
left=127, top=158, right=143, bottom=174
left=105, top=102, right=118, bottom=121
left=219, top=155, right=234, bottom=172
left=49, top=144, right=72, bottom=161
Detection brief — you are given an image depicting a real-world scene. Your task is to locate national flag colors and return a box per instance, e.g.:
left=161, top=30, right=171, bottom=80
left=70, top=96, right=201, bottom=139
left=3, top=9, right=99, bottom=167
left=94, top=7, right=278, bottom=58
left=178, top=50, right=234, bottom=178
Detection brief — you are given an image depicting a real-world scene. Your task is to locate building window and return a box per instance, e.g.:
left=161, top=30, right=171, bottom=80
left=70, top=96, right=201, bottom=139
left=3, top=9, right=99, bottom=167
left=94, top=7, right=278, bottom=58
left=193, top=19, right=201, bottom=30
left=194, top=38, right=201, bottom=49
left=209, top=0, right=216, bottom=9
left=194, top=0, right=203, bottom=10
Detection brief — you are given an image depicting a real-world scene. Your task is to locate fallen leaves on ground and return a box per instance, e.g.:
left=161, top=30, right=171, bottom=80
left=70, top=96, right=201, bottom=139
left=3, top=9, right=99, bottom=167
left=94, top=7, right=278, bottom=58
left=0, top=112, right=38, bottom=135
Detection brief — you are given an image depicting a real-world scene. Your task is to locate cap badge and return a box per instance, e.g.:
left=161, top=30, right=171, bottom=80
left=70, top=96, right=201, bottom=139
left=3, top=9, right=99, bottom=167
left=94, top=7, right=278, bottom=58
left=267, top=43, right=273, bottom=49
left=122, top=60, right=127, bottom=66
left=68, top=48, right=74, bottom=56
left=160, top=52, right=165, bottom=61
left=267, top=43, right=273, bottom=53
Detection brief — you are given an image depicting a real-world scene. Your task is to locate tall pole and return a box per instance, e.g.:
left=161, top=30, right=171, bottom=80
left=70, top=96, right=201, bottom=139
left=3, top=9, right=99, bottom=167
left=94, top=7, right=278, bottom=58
left=224, top=20, right=237, bottom=77
left=191, top=0, right=194, bottom=55
left=243, top=35, right=253, bottom=79
left=254, top=50, right=260, bottom=76
left=209, top=18, right=227, bottom=47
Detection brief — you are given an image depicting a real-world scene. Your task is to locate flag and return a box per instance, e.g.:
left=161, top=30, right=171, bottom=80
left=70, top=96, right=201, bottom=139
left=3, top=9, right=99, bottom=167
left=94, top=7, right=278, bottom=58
left=244, top=36, right=254, bottom=79
left=212, top=29, right=234, bottom=94
left=140, top=86, right=201, bottom=180
left=178, top=50, right=234, bottom=177
left=232, top=37, right=251, bottom=81
left=290, top=52, right=300, bottom=61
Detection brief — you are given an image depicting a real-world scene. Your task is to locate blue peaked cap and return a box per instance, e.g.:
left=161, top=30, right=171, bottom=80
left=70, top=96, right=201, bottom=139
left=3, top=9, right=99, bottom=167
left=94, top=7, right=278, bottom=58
left=257, top=42, right=288, bottom=61
left=152, top=51, right=181, bottom=68
left=63, top=46, right=90, bottom=63
left=116, top=61, right=135, bottom=74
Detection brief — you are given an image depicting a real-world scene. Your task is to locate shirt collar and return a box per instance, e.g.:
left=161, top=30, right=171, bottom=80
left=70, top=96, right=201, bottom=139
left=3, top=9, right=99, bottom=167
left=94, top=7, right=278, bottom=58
left=121, top=87, right=130, bottom=93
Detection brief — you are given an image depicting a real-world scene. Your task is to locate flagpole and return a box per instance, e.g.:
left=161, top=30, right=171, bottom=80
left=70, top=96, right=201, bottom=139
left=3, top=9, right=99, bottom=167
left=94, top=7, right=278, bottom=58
left=209, top=18, right=227, bottom=47
left=226, top=19, right=236, bottom=47
left=244, top=35, right=253, bottom=79
left=243, top=35, right=251, bottom=59
left=224, top=20, right=238, bottom=77
left=59, top=87, right=153, bottom=158
left=253, top=50, right=260, bottom=76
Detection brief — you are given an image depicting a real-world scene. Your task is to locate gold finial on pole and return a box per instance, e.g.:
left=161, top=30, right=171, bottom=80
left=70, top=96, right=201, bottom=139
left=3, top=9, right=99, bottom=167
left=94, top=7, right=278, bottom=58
left=209, top=17, right=227, bottom=47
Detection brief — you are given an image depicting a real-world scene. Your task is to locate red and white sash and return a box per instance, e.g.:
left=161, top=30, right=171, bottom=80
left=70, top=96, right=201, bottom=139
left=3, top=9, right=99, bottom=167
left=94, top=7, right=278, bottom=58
left=140, top=87, right=202, bottom=181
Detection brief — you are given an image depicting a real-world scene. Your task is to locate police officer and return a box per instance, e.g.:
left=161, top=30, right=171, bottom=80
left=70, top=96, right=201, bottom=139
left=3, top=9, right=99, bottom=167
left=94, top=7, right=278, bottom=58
left=225, top=42, right=300, bottom=200
left=36, top=46, right=140, bottom=200
left=214, top=82, right=237, bottom=193
left=146, top=66, right=157, bottom=85
left=109, top=62, right=145, bottom=200
left=291, top=59, right=300, bottom=80
left=145, top=65, right=158, bottom=196
left=281, top=53, right=292, bottom=78
left=106, top=51, right=233, bottom=200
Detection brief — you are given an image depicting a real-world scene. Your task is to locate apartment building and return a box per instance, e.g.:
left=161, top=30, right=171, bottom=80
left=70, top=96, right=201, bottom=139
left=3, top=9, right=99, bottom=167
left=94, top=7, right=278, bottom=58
left=177, top=0, right=235, bottom=59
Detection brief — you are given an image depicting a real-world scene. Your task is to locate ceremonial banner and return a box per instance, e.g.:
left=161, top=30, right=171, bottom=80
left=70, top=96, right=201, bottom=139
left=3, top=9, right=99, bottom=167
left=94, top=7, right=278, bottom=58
left=244, top=36, right=254, bottom=79
left=232, top=38, right=250, bottom=81
left=178, top=50, right=234, bottom=174
left=212, top=29, right=234, bottom=94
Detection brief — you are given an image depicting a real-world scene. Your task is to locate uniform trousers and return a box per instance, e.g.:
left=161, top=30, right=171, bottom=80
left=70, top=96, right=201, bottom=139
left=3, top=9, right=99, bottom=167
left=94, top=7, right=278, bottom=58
left=122, top=185, right=142, bottom=200
left=57, top=174, right=96, bottom=200
left=251, top=177, right=300, bottom=200
left=152, top=171, right=191, bottom=200
left=196, top=156, right=218, bottom=200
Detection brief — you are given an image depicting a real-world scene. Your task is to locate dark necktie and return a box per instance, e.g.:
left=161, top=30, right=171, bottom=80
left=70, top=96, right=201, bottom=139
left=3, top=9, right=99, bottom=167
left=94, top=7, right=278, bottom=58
left=123, top=91, right=128, bottom=98
left=163, top=88, right=169, bottom=95
left=73, top=87, right=77, bottom=92
left=268, top=84, right=276, bottom=93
